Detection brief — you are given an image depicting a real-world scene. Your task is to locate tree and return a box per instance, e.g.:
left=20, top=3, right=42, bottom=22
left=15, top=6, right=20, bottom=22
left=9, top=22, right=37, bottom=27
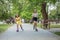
left=0, top=0, right=57, bottom=27
left=0, top=0, right=12, bottom=20
left=56, top=2, right=60, bottom=20
left=28, top=0, right=57, bottom=28
left=48, top=9, right=57, bottom=19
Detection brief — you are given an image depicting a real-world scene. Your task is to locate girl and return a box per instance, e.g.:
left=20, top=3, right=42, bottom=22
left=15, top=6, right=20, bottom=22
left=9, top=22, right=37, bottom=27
left=15, top=14, right=24, bottom=32
left=32, top=9, right=38, bottom=31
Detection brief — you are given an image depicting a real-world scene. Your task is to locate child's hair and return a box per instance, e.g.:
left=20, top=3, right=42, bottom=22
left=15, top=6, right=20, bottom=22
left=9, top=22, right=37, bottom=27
left=15, top=15, right=17, bottom=18
left=18, top=15, right=20, bottom=17
left=15, top=14, right=20, bottom=18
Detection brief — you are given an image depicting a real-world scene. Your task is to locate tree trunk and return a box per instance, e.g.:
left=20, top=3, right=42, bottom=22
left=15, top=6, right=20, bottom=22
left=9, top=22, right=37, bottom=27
left=41, top=2, right=48, bottom=29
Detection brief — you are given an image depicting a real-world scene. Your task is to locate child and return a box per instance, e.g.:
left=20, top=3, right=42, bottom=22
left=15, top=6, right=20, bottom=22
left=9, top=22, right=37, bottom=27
left=32, top=9, right=38, bottom=31
left=15, top=14, right=24, bottom=32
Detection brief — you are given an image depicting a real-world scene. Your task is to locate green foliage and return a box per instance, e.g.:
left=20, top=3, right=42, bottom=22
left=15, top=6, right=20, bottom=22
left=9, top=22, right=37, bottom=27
left=50, top=24, right=60, bottom=28
left=38, top=23, right=60, bottom=28
left=48, top=3, right=60, bottom=20
left=48, top=9, right=57, bottom=19
left=0, top=0, right=12, bottom=20
left=0, top=24, right=11, bottom=33
left=21, top=11, right=32, bottom=21
left=54, top=32, right=60, bottom=36
left=0, top=0, right=57, bottom=21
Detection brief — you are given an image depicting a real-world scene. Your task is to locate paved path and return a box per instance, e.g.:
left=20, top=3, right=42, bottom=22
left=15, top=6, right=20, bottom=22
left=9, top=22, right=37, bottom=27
left=0, top=23, right=60, bottom=40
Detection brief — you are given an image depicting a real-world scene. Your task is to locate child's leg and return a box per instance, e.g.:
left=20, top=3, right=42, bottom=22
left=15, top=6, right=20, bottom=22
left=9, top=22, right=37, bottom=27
left=20, top=24, right=24, bottom=31
left=33, top=21, right=37, bottom=29
left=34, top=21, right=38, bottom=31
left=33, top=21, right=36, bottom=30
left=16, top=24, right=19, bottom=32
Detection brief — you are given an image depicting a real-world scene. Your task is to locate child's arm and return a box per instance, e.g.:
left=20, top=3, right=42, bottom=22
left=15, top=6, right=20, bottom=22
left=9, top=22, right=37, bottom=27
left=19, top=17, right=22, bottom=22
left=14, top=18, right=16, bottom=23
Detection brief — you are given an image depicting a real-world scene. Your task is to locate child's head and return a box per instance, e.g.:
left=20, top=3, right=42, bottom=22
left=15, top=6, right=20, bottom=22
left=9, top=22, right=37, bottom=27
left=33, top=9, right=37, bottom=13
left=15, top=14, right=19, bottom=18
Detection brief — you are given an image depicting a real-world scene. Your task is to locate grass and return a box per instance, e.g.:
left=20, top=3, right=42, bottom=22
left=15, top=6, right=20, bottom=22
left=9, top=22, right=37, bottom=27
left=50, top=24, right=60, bottom=28
left=54, top=32, right=60, bottom=36
left=0, top=24, right=11, bottom=33
left=38, top=23, right=60, bottom=28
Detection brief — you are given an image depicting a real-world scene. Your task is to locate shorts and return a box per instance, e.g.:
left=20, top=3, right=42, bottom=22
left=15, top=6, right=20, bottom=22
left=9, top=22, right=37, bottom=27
left=33, top=17, right=37, bottom=21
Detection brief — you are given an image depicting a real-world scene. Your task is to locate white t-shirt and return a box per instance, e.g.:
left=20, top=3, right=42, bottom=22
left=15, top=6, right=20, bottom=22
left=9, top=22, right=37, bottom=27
left=32, top=13, right=38, bottom=17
